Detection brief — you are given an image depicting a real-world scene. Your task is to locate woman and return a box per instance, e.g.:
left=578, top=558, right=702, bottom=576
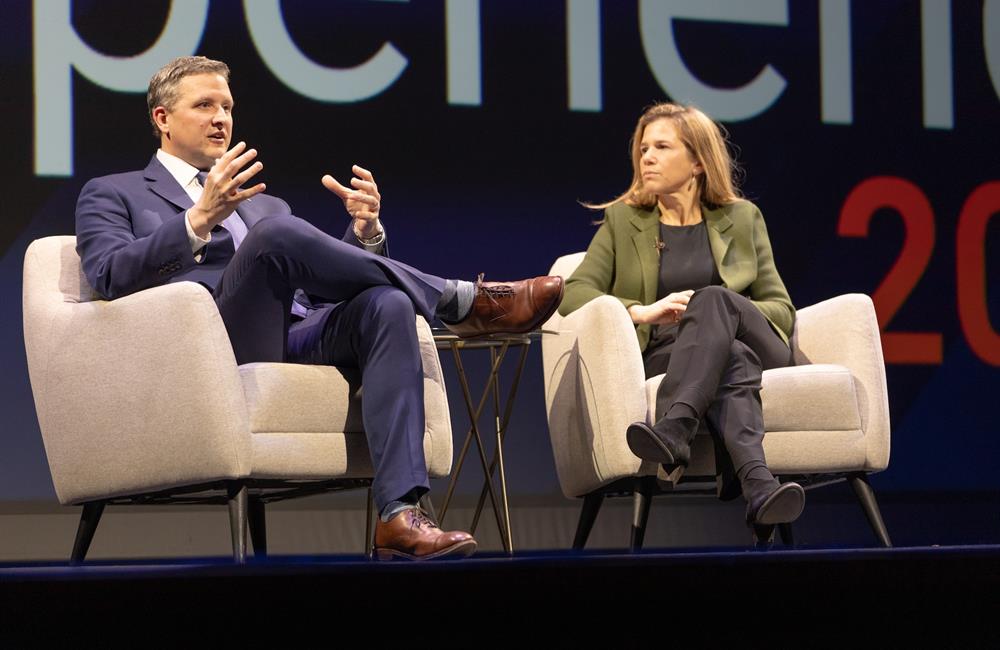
left=559, top=103, right=804, bottom=533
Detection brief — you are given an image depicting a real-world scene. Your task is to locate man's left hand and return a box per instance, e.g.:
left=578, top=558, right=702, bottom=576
left=322, top=165, right=381, bottom=239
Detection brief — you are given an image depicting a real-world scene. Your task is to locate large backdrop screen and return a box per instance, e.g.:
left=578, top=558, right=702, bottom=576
left=1, top=0, right=997, bottom=499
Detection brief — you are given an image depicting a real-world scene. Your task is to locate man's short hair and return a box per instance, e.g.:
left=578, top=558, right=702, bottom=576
left=147, top=56, right=230, bottom=138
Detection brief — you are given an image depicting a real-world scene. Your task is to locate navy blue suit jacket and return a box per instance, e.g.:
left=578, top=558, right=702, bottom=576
left=75, top=156, right=373, bottom=311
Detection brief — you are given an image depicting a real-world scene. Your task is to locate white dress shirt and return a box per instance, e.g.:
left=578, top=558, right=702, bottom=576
left=155, top=149, right=384, bottom=259
left=156, top=149, right=384, bottom=317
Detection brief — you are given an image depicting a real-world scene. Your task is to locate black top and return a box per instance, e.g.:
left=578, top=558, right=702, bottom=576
left=648, top=221, right=722, bottom=348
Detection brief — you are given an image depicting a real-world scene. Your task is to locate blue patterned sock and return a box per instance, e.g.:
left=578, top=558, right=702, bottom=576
left=437, top=279, right=475, bottom=323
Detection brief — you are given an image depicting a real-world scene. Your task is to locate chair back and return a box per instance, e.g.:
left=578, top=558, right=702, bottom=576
left=543, top=252, right=585, bottom=331
left=541, top=252, right=652, bottom=496
left=27, top=236, right=100, bottom=303
left=22, top=237, right=95, bottom=397
left=23, top=236, right=253, bottom=503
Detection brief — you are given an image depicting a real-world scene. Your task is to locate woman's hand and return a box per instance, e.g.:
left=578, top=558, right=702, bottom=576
left=628, top=290, right=694, bottom=325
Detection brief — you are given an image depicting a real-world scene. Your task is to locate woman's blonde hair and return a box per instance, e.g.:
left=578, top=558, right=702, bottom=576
left=589, top=102, right=742, bottom=210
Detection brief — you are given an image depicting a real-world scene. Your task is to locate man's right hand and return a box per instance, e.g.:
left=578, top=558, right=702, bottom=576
left=187, top=142, right=266, bottom=239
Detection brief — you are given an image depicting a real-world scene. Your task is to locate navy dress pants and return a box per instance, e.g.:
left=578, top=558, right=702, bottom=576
left=642, top=286, right=793, bottom=488
left=211, top=216, right=448, bottom=510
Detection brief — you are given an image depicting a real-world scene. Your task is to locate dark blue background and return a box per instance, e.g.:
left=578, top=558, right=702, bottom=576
left=1, top=1, right=997, bottom=502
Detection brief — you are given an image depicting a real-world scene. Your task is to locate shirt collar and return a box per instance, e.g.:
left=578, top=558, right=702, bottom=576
left=156, top=149, right=202, bottom=189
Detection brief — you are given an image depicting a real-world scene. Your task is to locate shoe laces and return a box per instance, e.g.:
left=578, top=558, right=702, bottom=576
left=475, top=273, right=516, bottom=323
left=476, top=273, right=515, bottom=298
left=407, top=508, right=441, bottom=531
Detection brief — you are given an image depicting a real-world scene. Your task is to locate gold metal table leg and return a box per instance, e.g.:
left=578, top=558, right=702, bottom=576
left=492, top=344, right=513, bottom=554
left=365, top=487, right=374, bottom=559
left=437, top=343, right=476, bottom=524
left=468, top=343, right=529, bottom=553
left=438, top=340, right=512, bottom=551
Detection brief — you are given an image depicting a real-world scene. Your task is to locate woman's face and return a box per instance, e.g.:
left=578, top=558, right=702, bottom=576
left=639, top=119, right=702, bottom=198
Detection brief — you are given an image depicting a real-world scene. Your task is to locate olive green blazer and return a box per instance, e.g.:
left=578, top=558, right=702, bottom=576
left=559, top=200, right=795, bottom=351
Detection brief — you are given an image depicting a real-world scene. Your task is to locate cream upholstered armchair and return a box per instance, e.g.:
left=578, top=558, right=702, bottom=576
left=22, top=236, right=453, bottom=563
left=542, top=252, right=892, bottom=550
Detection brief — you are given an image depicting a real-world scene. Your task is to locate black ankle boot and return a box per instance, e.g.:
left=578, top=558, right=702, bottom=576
left=625, top=417, right=697, bottom=466
left=745, top=482, right=806, bottom=526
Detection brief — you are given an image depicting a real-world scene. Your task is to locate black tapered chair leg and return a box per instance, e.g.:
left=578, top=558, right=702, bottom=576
left=248, top=496, right=267, bottom=558
left=227, top=482, right=248, bottom=564
left=778, top=523, right=795, bottom=547
left=70, top=501, right=106, bottom=565
left=573, top=493, right=604, bottom=550
left=848, top=472, right=892, bottom=547
left=752, top=524, right=775, bottom=550
left=629, top=486, right=652, bottom=552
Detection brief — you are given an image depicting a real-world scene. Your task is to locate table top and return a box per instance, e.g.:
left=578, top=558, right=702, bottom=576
left=431, top=328, right=559, bottom=350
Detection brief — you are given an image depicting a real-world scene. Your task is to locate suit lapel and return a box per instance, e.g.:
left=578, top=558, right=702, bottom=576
left=144, top=154, right=260, bottom=230
left=143, top=156, right=194, bottom=211
left=705, top=205, right=735, bottom=286
left=628, top=206, right=661, bottom=306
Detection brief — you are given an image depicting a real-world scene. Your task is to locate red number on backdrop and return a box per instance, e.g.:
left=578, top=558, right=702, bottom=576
left=838, top=177, right=942, bottom=364
left=957, top=182, right=1000, bottom=366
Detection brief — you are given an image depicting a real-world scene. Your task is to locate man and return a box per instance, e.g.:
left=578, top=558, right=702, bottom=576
left=75, top=56, right=562, bottom=561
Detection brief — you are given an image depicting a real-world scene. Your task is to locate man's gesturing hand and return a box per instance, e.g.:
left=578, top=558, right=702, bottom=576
left=188, top=142, right=266, bottom=239
left=321, top=165, right=382, bottom=239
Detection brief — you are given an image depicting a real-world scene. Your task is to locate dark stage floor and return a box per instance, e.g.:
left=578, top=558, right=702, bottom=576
left=1, top=544, right=998, bottom=645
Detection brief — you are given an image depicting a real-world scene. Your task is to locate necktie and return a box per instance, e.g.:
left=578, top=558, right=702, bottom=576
left=194, top=171, right=307, bottom=317
left=196, top=172, right=250, bottom=250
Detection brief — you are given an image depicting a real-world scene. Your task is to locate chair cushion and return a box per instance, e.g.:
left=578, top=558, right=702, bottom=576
left=644, top=363, right=860, bottom=433
left=760, top=364, right=861, bottom=431
left=240, top=362, right=452, bottom=478
left=241, top=363, right=363, bottom=434
left=645, top=363, right=866, bottom=476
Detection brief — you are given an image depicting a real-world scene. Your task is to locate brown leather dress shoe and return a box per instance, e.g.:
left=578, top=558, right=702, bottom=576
left=374, top=508, right=477, bottom=561
left=442, top=275, right=564, bottom=338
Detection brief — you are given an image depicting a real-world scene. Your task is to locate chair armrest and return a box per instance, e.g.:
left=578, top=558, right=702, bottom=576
left=414, top=316, right=453, bottom=477
left=542, top=295, right=648, bottom=496
left=792, top=294, right=891, bottom=471
left=24, top=281, right=252, bottom=503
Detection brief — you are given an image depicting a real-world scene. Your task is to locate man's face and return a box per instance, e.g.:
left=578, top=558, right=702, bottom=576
left=156, top=73, right=233, bottom=170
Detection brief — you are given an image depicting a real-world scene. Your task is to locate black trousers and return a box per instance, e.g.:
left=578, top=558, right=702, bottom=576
left=642, top=286, right=793, bottom=493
